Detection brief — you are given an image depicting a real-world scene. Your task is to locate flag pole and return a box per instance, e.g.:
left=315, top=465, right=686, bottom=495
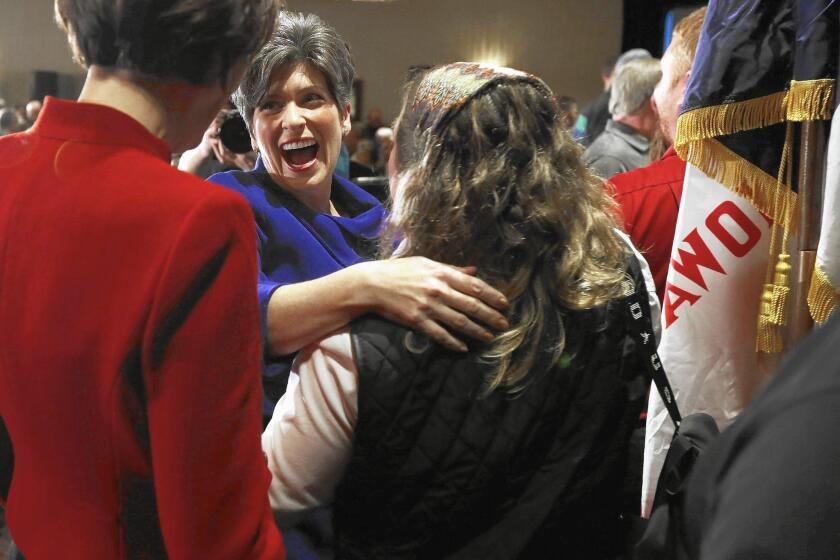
left=787, top=120, right=827, bottom=347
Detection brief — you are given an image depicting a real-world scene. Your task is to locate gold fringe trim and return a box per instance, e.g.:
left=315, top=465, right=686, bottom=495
left=786, top=79, right=835, bottom=122
left=676, top=137, right=799, bottom=233
left=807, top=263, right=840, bottom=324
left=675, top=91, right=787, bottom=146
left=673, top=79, right=834, bottom=353
left=675, top=79, right=835, bottom=147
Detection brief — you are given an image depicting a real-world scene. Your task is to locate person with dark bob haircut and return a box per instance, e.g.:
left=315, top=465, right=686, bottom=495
left=0, top=1, right=285, bottom=558
left=262, top=62, right=660, bottom=559
left=208, top=12, right=510, bottom=419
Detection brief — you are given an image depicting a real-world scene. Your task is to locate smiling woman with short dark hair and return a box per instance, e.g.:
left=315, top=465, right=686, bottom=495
left=208, top=12, right=511, bottom=419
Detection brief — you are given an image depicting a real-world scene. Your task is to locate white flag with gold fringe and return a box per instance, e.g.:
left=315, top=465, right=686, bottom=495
left=808, top=114, right=840, bottom=325
left=641, top=163, right=775, bottom=515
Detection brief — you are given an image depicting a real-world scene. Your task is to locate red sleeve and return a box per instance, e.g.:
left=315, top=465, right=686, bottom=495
left=142, top=190, right=283, bottom=559
left=606, top=177, right=636, bottom=237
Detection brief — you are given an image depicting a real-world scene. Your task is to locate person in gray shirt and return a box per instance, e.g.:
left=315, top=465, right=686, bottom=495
left=585, top=58, right=661, bottom=179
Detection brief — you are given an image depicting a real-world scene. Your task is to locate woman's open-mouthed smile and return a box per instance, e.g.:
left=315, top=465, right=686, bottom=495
left=250, top=61, right=351, bottom=210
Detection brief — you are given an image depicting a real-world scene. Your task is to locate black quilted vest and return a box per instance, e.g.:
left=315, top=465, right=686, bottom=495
left=334, top=267, right=648, bottom=560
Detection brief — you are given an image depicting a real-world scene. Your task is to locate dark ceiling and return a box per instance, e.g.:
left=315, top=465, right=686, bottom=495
left=623, top=0, right=707, bottom=56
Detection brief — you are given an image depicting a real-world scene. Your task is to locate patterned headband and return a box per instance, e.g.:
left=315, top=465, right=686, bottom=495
left=410, top=62, right=554, bottom=138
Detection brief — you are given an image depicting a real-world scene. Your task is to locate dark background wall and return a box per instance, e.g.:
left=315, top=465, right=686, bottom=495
left=623, top=0, right=707, bottom=56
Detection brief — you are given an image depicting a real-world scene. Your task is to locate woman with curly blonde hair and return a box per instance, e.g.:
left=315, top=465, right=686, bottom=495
left=263, top=62, right=659, bottom=559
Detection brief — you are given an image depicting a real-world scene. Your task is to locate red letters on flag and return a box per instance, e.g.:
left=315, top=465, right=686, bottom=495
left=664, top=200, right=763, bottom=327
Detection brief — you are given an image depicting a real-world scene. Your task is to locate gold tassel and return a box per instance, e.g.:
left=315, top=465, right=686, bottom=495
left=756, top=121, right=796, bottom=354
left=756, top=253, right=792, bottom=353
left=807, top=264, right=840, bottom=324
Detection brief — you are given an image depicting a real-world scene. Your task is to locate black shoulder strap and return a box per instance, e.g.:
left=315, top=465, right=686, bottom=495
left=624, top=254, right=682, bottom=428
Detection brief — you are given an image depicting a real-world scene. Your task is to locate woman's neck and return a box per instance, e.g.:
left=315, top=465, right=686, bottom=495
left=271, top=174, right=338, bottom=216
left=302, top=186, right=336, bottom=216
left=77, top=66, right=170, bottom=146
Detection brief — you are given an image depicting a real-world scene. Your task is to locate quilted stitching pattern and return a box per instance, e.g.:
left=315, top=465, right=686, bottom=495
left=334, top=268, right=649, bottom=559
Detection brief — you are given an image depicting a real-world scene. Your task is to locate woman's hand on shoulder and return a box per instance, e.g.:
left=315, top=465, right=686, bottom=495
left=352, top=257, right=509, bottom=352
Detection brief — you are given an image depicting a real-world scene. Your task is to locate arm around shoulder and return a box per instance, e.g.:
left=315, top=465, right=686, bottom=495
left=265, top=257, right=509, bottom=356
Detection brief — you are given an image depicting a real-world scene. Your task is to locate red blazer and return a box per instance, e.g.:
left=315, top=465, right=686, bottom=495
left=609, top=147, right=687, bottom=302
left=0, top=98, right=283, bottom=559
